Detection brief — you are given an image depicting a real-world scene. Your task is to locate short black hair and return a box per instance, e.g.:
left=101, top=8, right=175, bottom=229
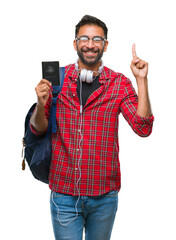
left=75, top=15, right=108, bottom=39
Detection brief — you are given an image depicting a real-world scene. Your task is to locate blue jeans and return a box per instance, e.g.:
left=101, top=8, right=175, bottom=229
left=50, top=190, right=118, bottom=240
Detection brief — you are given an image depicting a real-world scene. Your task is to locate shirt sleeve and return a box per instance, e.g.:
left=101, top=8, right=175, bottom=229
left=120, top=77, right=154, bottom=137
left=30, top=89, right=52, bottom=135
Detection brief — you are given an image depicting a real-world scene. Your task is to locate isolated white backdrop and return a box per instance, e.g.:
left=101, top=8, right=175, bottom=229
left=0, top=0, right=176, bottom=239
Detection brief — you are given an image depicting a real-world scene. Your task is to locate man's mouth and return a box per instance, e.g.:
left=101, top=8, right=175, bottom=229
left=82, top=49, right=98, bottom=58
left=84, top=51, right=97, bottom=55
left=82, top=48, right=98, bottom=54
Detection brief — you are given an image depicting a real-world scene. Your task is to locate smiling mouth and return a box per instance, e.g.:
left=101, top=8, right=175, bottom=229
left=82, top=47, right=98, bottom=54
left=82, top=49, right=98, bottom=57
left=84, top=51, right=97, bottom=55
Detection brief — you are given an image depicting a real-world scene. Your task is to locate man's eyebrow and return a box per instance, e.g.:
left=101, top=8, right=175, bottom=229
left=78, top=35, right=103, bottom=38
left=78, top=35, right=88, bottom=37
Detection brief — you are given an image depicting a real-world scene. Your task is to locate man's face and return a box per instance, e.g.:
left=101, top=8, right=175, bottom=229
left=73, top=24, right=108, bottom=69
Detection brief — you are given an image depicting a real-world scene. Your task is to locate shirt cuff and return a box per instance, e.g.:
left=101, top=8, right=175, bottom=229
left=29, top=123, right=46, bottom=136
left=29, top=110, right=48, bottom=136
left=134, top=113, right=154, bottom=124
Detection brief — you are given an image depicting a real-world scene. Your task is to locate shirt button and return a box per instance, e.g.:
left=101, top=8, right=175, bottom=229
left=77, top=149, right=79, bottom=151
left=73, top=93, right=76, bottom=97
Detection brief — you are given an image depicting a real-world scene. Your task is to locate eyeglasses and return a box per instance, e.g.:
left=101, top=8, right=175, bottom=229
left=76, top=35, right=106, bottom=45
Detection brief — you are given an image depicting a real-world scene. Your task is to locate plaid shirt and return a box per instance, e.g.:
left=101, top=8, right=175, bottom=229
left=36, top=64, right=154, bottom=196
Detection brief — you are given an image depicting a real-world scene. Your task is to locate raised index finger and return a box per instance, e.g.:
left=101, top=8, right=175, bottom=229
left=132, top=43, right=137, bottom=58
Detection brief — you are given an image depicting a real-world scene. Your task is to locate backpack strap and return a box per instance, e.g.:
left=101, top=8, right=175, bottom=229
left=47, top=67, right=65, bottom=134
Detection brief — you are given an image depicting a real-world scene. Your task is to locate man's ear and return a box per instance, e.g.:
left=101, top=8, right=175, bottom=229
left=73, top=40, right=77, bottom=51
left=103, top=40, right=109, bottom=52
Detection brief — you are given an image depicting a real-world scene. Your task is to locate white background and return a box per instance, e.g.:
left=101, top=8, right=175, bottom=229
left=0, top=0, right=176, bottom=239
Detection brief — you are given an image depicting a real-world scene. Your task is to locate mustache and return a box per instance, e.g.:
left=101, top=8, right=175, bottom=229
left=81, top=47, right=99, bottom=53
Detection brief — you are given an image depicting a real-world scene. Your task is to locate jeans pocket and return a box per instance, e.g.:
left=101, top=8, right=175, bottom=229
left=51, top=191, right=65, bottom=198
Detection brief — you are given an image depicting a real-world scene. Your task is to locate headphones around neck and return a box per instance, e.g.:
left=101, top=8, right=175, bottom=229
left=75, top=60, right=104, bottom=83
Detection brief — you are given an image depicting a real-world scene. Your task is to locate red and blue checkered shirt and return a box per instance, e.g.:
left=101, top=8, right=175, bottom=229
left=33, top=64, right=154, bottom=196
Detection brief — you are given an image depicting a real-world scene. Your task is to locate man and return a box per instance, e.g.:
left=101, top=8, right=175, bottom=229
left=30, top=15, right=154, bottom=240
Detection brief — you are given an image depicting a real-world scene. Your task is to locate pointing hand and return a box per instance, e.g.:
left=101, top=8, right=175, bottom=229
left=130, top=44, right=148, bottom=80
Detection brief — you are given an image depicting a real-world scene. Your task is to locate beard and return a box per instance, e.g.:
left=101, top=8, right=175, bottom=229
left=76, top=44, right=104, bottom=67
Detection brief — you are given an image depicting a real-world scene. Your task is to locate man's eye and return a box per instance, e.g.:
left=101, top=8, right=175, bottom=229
left=80, top=37, right=88, bottom=41
left=93, top=37, right=101, bottom=42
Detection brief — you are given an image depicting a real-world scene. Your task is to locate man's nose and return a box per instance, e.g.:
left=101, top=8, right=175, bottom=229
left=86, top=39, right=95, bottom=48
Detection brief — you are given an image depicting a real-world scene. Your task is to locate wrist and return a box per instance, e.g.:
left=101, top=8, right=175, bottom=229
left=36, top=101, right=45, bottom=110
left=136, top=77, right=148, bottom=88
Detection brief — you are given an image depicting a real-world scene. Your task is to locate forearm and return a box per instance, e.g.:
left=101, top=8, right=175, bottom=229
left=136, top=77, right=152, bottom=118
left=30, top=103, right=48, bottom=133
